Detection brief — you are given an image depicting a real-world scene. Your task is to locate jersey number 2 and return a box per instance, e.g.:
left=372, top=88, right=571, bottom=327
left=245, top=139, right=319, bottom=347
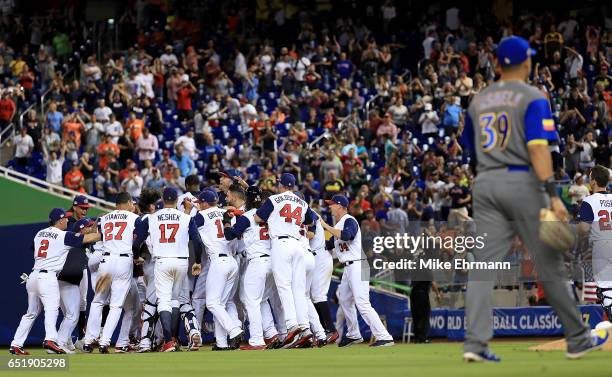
left=159, top=224, right=179, bottom=243
left=37, top=240, right=49, bottom=258
left=597, top=210, right=612, bottom=231
left=279, top=204, right=303, bottom=226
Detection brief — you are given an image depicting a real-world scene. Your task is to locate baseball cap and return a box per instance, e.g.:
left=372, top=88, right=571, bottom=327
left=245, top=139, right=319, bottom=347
left=496, top=36, right=535, bottom=67
left=198, top=189, right=218, bottom=204
left=155, top=200, right=164, bottom=210
left=73, top=195, right=92, bottom=208
left=325, top=195, right=349, bottom=208
left=163, top=187, right=178, bottom=202
left=278, top=173, right=296, bottom=188
left=49, top=208, right=67, bottom=222
left=74, top=218, right=95, bottom=231
left=293, top=190, right=305, bottom=200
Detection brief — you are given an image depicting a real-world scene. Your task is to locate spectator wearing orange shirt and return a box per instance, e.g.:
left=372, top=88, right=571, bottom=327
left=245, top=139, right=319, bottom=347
left=96, top=134, right=120, bottom=170
left=125, top=111, right=145, bottom=142
left=62, top=113, right=85, bottom=147
left=0, top=92, right=16, bottom=129
left=176, top=80, right=196, bottom=121
left=64, top=162, right=85, bottom=193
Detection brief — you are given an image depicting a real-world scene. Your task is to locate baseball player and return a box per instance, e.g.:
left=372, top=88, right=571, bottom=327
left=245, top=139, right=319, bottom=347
left=82, top=192, right=139, bottom=353
left=309, top=213, right=339, bottom=343
left=193, top=189, right=243, bottom=350
left=577, top=166, right=612, bottom=323
left=57, top=218, right=95, bottom=353
left=319, top=195, right=395, bottom=347
left=133, top=187, right=204, bottom=352
left=223, top=186, right=280, bottom=350
left=461, top=36, right=607, bottom=361
left=136, top=192, right=163, bottom=352
left=66, top=195, right=93, bottom=341
left=9, top=208, right=100, bottom=355
left=254, top=173, right=318, bottom=347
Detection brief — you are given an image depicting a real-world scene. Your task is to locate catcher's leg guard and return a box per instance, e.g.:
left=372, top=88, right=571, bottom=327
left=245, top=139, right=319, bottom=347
left=181, top=303, right=201, bottom=350
left=597, top=287, right=612, bottom=320
left=139, top=300, right=158, bottom=350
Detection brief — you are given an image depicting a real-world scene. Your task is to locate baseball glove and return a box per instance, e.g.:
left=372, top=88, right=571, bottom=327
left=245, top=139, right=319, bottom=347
left=539, top=208, right=575, bottom=251
left=95, top=273, right=112, bottom=294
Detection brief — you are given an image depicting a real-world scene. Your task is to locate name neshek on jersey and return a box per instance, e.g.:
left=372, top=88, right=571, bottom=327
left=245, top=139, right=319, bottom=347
left=147, top=208, right=192, bottom=258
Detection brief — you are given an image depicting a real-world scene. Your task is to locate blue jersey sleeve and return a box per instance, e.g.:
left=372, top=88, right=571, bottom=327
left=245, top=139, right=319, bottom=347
left=64, top=232, right=84, bottom=248
left=256, top=199, right=274, bottom=221
left=525, top=98, right=556, bottom=144
left=188, top=218, right=203, bottom=263
left=132, top=216, right=150, bottom=257
left=460, top=112, right=476, bottom=159
left=577, top=201, right=594, bottom=222
left=224, top=215, right=250, bottom=240
left=193, top=212, right=205, bottom=227
left=340, top=218, right=359, bottom=241
left=303, top=208, right=318, bottom=226
left=326, top=236, right=335, bottom=251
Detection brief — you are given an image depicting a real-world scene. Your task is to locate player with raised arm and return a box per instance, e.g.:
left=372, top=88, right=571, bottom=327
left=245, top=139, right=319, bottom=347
left=319, top=195, right=395, bottom=348
left=9, top=208, right=100, bottom=355
left=82, top=192, right=139, bottom=353
left=133, top=187, right=203, bottom=352
left=461, top=36, right=608, bottom=362
left=193, top=189, right=244, bottom=350
left=254, top=173, right=317, bottom=348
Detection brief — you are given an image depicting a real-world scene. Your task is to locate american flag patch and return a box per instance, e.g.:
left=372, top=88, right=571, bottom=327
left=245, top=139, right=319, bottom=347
left=542, top=119, right=555, bottom=131
left=583, top=282, right=599, bottom=303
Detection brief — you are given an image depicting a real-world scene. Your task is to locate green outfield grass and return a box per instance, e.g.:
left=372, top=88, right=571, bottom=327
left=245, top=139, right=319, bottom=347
left=5, top=342, right=611, bottom=377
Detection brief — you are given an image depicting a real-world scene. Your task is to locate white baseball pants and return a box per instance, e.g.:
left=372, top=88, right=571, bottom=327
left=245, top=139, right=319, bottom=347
left=271, top=237, right=308, bottom=330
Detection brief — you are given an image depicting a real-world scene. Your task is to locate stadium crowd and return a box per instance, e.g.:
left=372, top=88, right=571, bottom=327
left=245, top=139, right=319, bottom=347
left=5, top=2, right=612, bottom=271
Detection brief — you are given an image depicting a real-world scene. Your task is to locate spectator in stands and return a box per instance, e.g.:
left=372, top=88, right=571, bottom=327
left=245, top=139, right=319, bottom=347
left=175, top=128, right=199, bottom=160
left=96, top=134, right=119, bottom=171
left=45, top=143, right=66, bottom=187
left=172, top=145, right=196, bottom=177
left=441, top=96, right=462, bottom=136
left=567, top=172, right=590, bottom=215
left=45, top=101, right=63, bottom=133
left=64, top=161, right=85, bottom=193
left=125, top=111, right=144, bottom=143
left=418, top=103, right=440, bottom=137
left=136, top=127, right=158, bottom=167
left=145, top=167, right=167, bottom=191
left=157, top=150, right=178, bottom=180
left=83, top=114, right=105, bottom=154
left=121, top=166, right=143, bottom=198
left=105, top=113, right=124, bottom=144
left=176, top=80, right=196, bottom=122
left=14, top=126, right=33, bottom=170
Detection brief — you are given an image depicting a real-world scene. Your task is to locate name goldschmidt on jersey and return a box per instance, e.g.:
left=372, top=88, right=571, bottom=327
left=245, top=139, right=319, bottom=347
left=372, top=258, right=511, bottom=271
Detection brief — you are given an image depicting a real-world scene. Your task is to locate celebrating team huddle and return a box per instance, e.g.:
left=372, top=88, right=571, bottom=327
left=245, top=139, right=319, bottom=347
left=9, top=172, right=394, bottom=355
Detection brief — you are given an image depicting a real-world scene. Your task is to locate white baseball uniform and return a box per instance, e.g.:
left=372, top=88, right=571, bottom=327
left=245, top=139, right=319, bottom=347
left=84, top=210, right=139, bottom=347
left=255, top=191, right=317, bottom=331
left=333, top=213, right=393, bottom=341
left=310, top=219, right=333, bottom=303
left=578, top=192, right=612, bottom=313
left=225, top=209, right=278, bottom=346
left=300, top=225, right=326, bottom=341
left=194, top=207, right=242, bottom=347
left=11, top=226, right=86, bottom=347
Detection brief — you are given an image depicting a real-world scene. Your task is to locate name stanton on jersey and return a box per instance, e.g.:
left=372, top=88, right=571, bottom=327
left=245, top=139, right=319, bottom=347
left=103, top=213, right=129, bottom=220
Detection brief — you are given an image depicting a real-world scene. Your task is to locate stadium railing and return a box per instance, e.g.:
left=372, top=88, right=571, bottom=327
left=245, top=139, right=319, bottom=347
left=0, top=165, right=115, bottom=211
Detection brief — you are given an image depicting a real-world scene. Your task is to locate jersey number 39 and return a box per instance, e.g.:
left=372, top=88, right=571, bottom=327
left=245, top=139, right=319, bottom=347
left=479, top=112, right=511, bottom=152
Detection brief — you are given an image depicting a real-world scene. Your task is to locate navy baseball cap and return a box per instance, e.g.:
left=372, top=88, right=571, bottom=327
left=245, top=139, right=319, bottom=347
left=198, top=189, right=218, bottom=204
left=162, top=187, right=178, bottom=202
left=74, top=218, right=95, bottom=231
left=49, top=208, right=67, bottom=222
left=497, top=36, right=535, bottom=67
left=278, top=173, right=296, bottom=188
left=325, top=195, right=349, bottom=208
left=73, top=195, right=92, bottom=208
left=293, top=190, right=305, bottom=200
left=155, top=200, right=164, bottom=210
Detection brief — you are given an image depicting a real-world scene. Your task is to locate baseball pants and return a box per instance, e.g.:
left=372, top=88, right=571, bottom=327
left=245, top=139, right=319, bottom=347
left=206, top=255, right=241, bottom=347
left=464, top=170, right=592, bottom=354
left=271, top=237, right=309, bottom=330
left=311, top=249, right=333, bottom=303
left=58, top=280, right=80, bottom=346
left=11, top=270, right=60, bottom=347
left=84, top=254, right=133, bottom=346
left=337, top=261, right=393, bottom=341
left=241, top=256, right=274, bottom=346
left=139, top=258, right=162, bottom=350
left=116, top=277, right=140, bottom=347
left=192, top=259, right=210, bottom=327
left=303, top=250, right=326, bottom=340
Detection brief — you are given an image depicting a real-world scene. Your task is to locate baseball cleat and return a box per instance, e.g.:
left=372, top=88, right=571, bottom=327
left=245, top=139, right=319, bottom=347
left=369, top=339, right=395, bottom=347
left=65, top=339, right=76, bottom=352
left=60, top=344, right=76, bottom=354
left=229, top=331, right=244, bottom=350
left=283, top=327, right=304, bottom=347
left=136, top=346, right=151, bottom=353
left=114, top=346, right=131, bottom=353
left=81, top=343, right=94, bottom=353
left=463, top=351, right=501, bottom=362
left=264, top=335, right=282, bottom=349
left=315, top=338, right=328, bottom=348
left=211, top=344, right=231, bottom=351
left=566, top=328, right=611, bottom=360
left=239, top=344, right=266, bottom=350
left=161, top=340, right=178, bottom=352
left=338, top=337, right=363, bottom=347
left=98, top=345, right=110, bottom=354
left=9, top=346, right=30, bottom=355
left=188, top=332, right=202, bottom=351
left=325, top=331, right=339, bottom=344
left=43, top=340, right=66, bottom=354
left=293, top=331, right=313, bottom=349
